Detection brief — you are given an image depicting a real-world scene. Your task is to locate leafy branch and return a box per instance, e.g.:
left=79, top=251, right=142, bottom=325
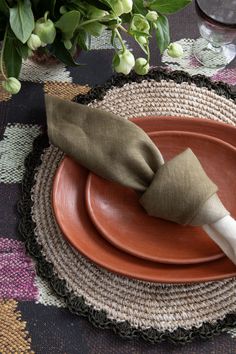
left=0, top=0, right=191, bottom=93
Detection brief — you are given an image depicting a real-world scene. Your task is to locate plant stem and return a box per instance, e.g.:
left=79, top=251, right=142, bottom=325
left=44, top=11, right=49, bottom=21
left=0, top=25, right=8, bottom=80
left=78, top=17, right=108, bottom=28
left=146, top=44, right=150, bottom=62
left=111, top=30, right=120, bottom=52
left=114, top=28, right=126, bottom=52
left=118, top=25, right=128, bottom=33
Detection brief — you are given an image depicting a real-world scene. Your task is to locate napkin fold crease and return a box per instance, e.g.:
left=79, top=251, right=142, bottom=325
left=45, top=95, right=236, bottom=265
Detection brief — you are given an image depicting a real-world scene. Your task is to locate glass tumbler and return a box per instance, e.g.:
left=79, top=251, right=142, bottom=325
left=193, top=0, right=236, bottom=68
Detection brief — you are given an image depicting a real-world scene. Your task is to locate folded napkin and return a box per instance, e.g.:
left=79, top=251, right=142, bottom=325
left=46, top=95, right=236, bottom=265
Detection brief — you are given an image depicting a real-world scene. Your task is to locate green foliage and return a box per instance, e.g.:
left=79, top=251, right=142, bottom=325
left=76, top=30, right=91, bottom=50
left=9, top=0, right=34, bottom=43
left=0, top=0, right=191, bottom=93
left=147, top=0, right=191, bottom=14
left=16, top=40, right=30, bottom=59
left=78, top=0, right=111, bottom=11
left=3, top=29, right=22, bottom=77
left=132, top=0, right=147, bottom=15
left=155, top=13, right=170, bottom=53
left=55, top=10, right=80, bottom=39
left=49, top=37, right=82, bottom=66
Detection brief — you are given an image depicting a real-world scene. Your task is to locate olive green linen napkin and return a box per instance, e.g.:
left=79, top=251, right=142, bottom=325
left=45, top=95, right=228, bottom=227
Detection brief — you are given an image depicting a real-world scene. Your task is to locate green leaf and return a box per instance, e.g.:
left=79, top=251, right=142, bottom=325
left=3, top=29, right=22, bottom=77
left=9, top=0, right=34, bottom=43
left=55, top=10, right=80, bottom=40
left=155, top=14, right=170, bottom=53
left=79, top=0, right=111, bottom=11
left=49, top=37, right=82, bottom=66
left=76, top=30, right=91, bottom=51
left=148, top=0, right=191, bottom=14
left=133, top=0, right=147, bottom=15
left=129, top=29, right=151, bottom=38
left=83, top=21, right=105, bottom=37
left=100, top=17, right=121, bottom=27
left=0, top=0, right=9, bottom=15
left=16, top=41, right=29, bottom=60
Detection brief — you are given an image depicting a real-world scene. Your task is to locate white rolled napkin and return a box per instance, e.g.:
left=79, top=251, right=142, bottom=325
left=204, top=215, right=236, bottom=265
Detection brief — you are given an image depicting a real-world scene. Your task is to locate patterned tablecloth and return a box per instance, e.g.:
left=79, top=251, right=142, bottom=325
left=0, top=2, right=236, bottom=353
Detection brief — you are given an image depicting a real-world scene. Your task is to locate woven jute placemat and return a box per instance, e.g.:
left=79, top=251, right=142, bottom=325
left=19, top=69, right=236, bottom=344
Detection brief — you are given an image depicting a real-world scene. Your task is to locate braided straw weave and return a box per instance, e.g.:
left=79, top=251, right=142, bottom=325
left=19, top=69, right=236, bottom=344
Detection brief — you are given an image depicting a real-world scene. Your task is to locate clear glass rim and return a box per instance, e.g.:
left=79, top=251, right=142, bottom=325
left=195, top=0, right=236, bottom=29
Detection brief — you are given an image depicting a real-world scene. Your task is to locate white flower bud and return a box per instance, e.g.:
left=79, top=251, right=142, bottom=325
left=2, top=77, right=21, bottom=94
left=134, top=58, right=149, bottom=75
left=27, top=34, right=42, bottom=51
left=146, top=11, right=158, bottom=22
left=130, top=14, right=150, bottom=34
left=113, top=50, right=135, bottom=75
left=167, top=43, right=184, bottom=58
left=137, top=35, right=147, bottom=45
left=34, top=15, right=56, bottom=44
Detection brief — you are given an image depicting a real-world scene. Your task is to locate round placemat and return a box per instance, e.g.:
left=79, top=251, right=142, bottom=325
left=19, top=69, right=236, bottom=344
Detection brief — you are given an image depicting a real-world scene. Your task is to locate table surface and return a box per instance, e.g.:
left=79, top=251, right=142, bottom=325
left=0, top=2, right=236, bottom=353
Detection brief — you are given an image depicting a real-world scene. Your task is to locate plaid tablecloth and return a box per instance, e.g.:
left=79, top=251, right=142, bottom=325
left=0, top=2, right=236, bottom=353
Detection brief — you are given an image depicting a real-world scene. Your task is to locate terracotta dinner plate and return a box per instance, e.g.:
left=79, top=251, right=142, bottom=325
left=86, top=130, right=236, bottom=264
left=52, top=116, right=236, bottom=283
left=53, top=158, right=236, bottom=283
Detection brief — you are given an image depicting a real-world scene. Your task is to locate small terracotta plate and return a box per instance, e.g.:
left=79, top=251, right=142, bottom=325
left=86, top=130, right=236, bottom=264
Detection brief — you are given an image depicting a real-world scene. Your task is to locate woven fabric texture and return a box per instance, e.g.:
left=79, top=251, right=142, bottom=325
left=1, top=1, right=236, bottom=349
left=0, top=124, right=41, bottom=183
left=0, top=300, right=34, bottom=353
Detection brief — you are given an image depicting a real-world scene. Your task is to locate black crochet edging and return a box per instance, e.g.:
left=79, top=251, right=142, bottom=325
left=18, top=68, right=236, bottom=345
left=73, top=67, right=236, bottom=105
